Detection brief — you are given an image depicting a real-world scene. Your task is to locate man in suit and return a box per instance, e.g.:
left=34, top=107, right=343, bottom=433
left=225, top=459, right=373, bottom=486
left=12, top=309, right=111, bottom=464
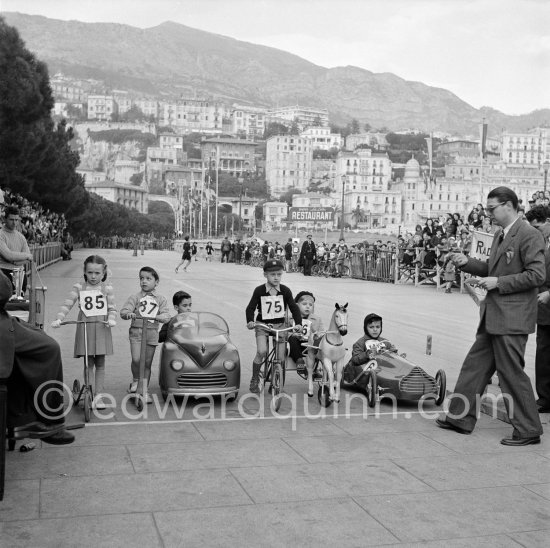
left=525, top=205, right=550, bottom=413
left=437, top=187, right=545, bottom=446
left=299, top=234, right=316, bottom=276
left=0, top=271, right=74, bottom=444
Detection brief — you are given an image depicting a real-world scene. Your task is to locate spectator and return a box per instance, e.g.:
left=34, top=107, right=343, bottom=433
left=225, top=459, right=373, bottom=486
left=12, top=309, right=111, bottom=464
left=525, top=205, right=550, bottom=413
left=299, top=234, right=316, bottom=276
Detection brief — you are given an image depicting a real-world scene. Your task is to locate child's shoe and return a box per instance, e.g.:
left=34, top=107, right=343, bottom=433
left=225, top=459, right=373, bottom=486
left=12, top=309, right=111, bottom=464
left=445, top=288, right=452, bottom=294
left=127, top=381, right=138, bottom=393
left=93, top=394, right=106, bottom=410
left=145, top=393, right=153, bottom=404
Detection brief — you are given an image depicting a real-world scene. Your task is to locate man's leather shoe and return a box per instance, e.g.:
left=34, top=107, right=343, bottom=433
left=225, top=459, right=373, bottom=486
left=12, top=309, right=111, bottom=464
left=435, top=417, right=471, bottom=435
left=12, top=421, right=64, bottom=440
left=42, top=429, right=75, bottom=445
left=500, top=436, right=541, bottom=446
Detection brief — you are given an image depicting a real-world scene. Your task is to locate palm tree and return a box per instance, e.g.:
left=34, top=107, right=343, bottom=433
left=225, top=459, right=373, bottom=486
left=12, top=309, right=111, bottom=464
left=351, top=205, right=366, bottom=227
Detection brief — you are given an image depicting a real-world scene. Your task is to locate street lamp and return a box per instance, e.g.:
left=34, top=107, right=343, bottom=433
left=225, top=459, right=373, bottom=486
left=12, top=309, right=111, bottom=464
left=543, top=160, right=550, bottom=195
left=340, top=174, right=347, bottom=240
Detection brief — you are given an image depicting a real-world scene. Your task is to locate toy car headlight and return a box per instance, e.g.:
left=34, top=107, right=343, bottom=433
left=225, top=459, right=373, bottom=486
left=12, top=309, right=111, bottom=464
left=223, top=360, right=236, bottom=371
left=171, top=360, right=184, bottom=371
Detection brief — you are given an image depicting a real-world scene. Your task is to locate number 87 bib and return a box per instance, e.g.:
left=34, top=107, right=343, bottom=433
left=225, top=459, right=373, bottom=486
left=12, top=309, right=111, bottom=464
left=260, top=295, right=285, bottom=321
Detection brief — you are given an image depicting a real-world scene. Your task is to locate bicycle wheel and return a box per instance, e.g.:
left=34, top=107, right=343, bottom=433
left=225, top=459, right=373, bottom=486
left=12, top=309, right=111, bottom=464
left=271, top=361, right=283, bottom=412
left=317, top=367, right=332, bottom=408
left=323, top=265, right=332, bottom=278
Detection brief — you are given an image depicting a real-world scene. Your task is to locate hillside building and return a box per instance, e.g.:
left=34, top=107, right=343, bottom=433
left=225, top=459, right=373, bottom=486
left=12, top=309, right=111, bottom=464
left=300, top=127, right=342, bottom=150
left=84, top=179, right=148, bottom=214
left=134, top=99, right=159, bottom=120
left=267, top=105, right=329, bottom=129
left=200, top=137, right=256, bottom=178
left=160, top=98, right=225, bottom=133
left=336, top=149, right=400, bottom=229
left=501, top=128, right=549, bottom=166
left=265, top=135, right=313, bottom=198
left=87, top=95, right=117, bottom=121
left=345, top=133, right=388, bottom=151
left=231, top=105, right=267, bottom=140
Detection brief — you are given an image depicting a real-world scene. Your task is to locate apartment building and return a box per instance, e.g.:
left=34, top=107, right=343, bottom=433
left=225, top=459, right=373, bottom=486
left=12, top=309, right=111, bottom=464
left=300, top=126, right=342, bottom=150
left=262, top=201, right=288, bottom=231
left=84, top=180, right=148, bottom=213
left=200, top=137, right=256, bottom=178
left=267, top=105, right=329, bottom=129
left=134, top=99, right=159, bottom=120
left=87, top=95, right=117, bottom=120
left=502, top=128, right=548, bottom=166
left=231, top=105, right=267, bottom=140
left=336, top=148, right=400, bottom=228
left=160, top=98, right=225, bottom=133
left=159, top=133, right=184, bottom=149
left=265, top=135, right=313, bottom=197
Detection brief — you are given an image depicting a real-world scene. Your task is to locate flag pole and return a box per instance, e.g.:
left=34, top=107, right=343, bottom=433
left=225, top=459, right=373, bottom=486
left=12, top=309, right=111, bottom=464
left=215, top=144, right=220, bottom=237
left=200, top=162, right=204, bottom=239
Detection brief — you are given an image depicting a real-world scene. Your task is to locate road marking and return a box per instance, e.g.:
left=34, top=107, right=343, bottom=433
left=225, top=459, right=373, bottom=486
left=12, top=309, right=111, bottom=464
left=84, top=410, right=430, bottom=427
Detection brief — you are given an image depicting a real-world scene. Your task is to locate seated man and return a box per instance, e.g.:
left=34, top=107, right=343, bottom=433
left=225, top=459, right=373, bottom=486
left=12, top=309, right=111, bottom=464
left=0, top=271, right=74, bottom=444
left=0, top=205, right=34, bottom=294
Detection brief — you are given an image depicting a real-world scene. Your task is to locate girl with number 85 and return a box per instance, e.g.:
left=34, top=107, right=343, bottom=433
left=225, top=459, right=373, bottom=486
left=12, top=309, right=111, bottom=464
left=51, top=255, right=117, bottom=410
left=119, top=267, right=170, bottom=402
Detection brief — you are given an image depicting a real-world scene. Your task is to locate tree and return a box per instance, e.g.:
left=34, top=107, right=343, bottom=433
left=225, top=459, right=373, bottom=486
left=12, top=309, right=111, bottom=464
left=130, top=172, right=144, bottom=186
left=351, top=205, right=366, bottom=227
left=349, top=119, right=360, bottom=134
left=289, top=118, right=300, bottom=135
left=279, top=188, right=302, bottom=206
left=263, top=122, right=289, bottom=140
left=120, top=105, right=146, bottom=123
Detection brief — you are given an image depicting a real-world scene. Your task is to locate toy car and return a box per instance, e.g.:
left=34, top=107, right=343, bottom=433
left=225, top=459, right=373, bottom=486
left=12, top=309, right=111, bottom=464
left=158, top=312, right=240, bottom=401
left=341, top=341, right=446, bottom=407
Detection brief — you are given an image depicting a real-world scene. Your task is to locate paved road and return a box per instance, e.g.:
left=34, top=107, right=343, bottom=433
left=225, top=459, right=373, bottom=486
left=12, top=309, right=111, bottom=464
left=2, top=249, right=549, bottom=547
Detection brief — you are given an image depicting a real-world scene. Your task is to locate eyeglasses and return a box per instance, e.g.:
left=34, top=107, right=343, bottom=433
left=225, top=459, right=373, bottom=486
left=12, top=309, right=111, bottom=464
left=485, top=203, right=505, bottom=213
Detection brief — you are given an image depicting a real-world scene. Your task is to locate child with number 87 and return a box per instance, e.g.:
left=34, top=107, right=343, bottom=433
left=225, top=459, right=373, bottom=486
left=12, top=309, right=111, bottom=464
left=119, top=267, right=170, bottom=402
left=51, top=255, right=116, bottom=410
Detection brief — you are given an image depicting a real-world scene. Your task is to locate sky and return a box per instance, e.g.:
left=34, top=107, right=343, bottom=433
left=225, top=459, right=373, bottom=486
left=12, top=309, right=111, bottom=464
left=1, top=0, right=549, bottom=115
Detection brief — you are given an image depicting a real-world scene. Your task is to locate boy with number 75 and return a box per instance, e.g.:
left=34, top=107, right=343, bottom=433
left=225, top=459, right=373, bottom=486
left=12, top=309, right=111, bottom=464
left=245, top=259, right=302, bottom=394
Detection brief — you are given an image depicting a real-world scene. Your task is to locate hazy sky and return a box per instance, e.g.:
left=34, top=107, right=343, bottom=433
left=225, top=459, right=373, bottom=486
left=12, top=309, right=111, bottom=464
left=2, top=0, right=549, bottom=115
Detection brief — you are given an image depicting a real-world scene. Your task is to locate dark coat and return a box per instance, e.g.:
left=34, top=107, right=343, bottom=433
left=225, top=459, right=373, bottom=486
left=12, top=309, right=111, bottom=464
left=463, top=219, right=546, bottom=334
left=537, top=224, right=550, bottom=326
left=0, top=271, right=15, bottom=378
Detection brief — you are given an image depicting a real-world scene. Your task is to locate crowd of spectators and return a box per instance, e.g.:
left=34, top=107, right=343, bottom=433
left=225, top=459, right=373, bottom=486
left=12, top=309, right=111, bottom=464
left=0, top=187, right=67, bottom=244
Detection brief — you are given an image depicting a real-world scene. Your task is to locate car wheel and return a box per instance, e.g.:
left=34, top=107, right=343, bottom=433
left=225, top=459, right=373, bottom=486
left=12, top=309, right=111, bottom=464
left=435, top=369, right=447, bottom=406
left=317, top=384, right=332, bottom=408
left=366, top=371, right=377, bottom=408
left=227, top=391, right=239, bottom=402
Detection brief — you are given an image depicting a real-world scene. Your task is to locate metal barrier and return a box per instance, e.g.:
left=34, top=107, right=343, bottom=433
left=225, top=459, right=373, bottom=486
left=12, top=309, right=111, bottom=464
left=30, top=242, right=62, bottom=270
left=349, top=250, right=398, bottom=283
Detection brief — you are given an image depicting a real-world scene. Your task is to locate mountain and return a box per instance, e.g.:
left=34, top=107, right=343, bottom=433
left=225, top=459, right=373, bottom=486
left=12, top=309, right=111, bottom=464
left=4, top=12, right=549, bottom=134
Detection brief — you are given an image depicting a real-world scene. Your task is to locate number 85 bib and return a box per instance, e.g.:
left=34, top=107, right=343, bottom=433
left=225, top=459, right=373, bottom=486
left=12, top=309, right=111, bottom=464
left=260, top=295, right=284, bottom=320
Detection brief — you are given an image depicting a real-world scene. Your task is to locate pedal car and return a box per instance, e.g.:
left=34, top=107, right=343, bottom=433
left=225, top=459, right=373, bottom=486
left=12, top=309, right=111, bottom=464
left=159, top=312, right=240, bottom=401
left=341, top=340, right=446, bottom=407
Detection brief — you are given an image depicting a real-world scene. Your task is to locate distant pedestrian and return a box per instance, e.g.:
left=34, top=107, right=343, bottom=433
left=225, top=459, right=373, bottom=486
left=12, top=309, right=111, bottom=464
left=191, top=241, right=198, bottom=261
left=175, top=236, right=192, bottom=273
left=299, top=235, right=316, bottom=276
left=221, top=237, right=231, bottom=263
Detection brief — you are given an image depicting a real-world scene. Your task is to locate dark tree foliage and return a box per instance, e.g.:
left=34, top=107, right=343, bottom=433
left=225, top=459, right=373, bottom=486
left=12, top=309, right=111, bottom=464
left=0, top=18, right=173, bottom=238
left=263, top=122, right=289, bottom=140
left=88, top=129, right=156, bottom=147
left=279, top=188, right=302, bottom=205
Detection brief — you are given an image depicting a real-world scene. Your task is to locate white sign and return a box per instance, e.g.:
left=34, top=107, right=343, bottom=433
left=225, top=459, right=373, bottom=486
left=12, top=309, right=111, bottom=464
left=79, top=289, right=107, bottom=318
left=138, top=295, right=159, bottom=319
left=300, top=319, right=312, bottom=341
left=470, top=230, right=495, bottom=260
left=260, top=295, right=284, bottom=320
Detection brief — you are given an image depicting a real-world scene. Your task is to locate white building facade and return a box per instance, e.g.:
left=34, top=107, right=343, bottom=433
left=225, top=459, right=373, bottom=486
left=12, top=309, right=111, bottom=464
left=265, top=135, right=313, bottom=198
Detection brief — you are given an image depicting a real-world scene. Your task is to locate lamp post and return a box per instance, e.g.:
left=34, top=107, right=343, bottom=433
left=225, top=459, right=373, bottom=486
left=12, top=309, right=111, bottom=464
left=544, top=160, right=550, bottom=195
left=238, top=176, right=244, bottom=233
left=339, top=174, right=347, bottom=240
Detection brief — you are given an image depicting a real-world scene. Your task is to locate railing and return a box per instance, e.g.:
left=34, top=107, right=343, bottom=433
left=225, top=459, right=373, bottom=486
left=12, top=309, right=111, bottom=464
left=30, top=242, right=62, bottom=270
left=349, top=250, right=398, bottom=283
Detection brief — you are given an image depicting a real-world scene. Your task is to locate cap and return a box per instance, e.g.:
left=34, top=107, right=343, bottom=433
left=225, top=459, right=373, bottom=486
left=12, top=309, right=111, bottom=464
left=263, top=259, right=284, bottom=272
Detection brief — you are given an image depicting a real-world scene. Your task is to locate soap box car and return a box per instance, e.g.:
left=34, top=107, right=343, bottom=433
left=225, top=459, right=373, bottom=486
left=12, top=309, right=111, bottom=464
left=341, top=340, right=446, bottom=407
left=159, top=312, right=240, bottom=401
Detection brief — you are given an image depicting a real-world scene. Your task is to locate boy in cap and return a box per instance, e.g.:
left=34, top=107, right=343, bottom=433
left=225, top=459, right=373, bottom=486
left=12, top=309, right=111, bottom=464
left=245, top=259, right=302, bottom=393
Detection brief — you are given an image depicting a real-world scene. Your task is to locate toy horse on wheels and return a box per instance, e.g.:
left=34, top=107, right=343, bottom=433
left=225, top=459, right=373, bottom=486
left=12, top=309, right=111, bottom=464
left=317, top=302, right=348, bottom=402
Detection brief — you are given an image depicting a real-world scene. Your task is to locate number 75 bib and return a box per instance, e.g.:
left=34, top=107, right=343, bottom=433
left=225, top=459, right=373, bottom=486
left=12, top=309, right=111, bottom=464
left=260, top=295, right=284, bottom=320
